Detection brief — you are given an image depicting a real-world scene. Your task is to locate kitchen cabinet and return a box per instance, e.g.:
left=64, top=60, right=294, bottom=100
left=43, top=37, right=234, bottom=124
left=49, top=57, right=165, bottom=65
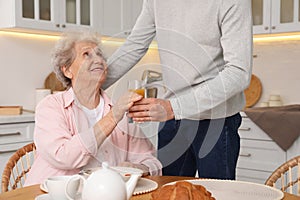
left=252, top=0, right=300, bottom=34
left=100, top=0, right=143, bottom=38
left=0, top=0, right=143, bottom=37
left=236, top=113, right=300, bottom=185
left=0, top=0, right=101, bottom=33
left=236, top=114, right=286, bottom=184
left=0, top=113, right=35, bottom=184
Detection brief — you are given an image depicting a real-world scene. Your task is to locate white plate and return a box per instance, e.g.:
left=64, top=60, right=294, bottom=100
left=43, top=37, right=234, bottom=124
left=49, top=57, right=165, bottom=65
left=110, top=166, right=143, bottom=176
left=79, top=166, right=143, bottom=177
left=35, top=194, right=52, bottom=200
left=40, top=177, right=158, bottom=196
left=133, top=178, right=158, bottom=195
left=165, top=179, right=284, bottom=200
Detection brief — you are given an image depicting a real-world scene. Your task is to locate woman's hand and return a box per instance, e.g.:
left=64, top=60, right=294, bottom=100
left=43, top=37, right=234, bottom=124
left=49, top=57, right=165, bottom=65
left=93, top=91, right=143, bottom=146
left=111, top=92, right=143, bottom=123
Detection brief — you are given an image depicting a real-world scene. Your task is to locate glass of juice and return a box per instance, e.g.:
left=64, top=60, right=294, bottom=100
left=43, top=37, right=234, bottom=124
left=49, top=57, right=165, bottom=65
left=127, top=80, right=145, bottom=123
left=127, top=80, right=145, bottom=97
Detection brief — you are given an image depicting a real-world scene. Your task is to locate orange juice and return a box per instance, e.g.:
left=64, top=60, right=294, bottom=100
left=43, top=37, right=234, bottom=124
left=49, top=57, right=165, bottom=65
left=130, top=89, right=145, bottom=97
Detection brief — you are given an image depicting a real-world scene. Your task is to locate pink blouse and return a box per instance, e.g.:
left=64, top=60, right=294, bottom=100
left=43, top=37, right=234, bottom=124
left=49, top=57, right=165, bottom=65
left=25, top=88, right=162, bottom=186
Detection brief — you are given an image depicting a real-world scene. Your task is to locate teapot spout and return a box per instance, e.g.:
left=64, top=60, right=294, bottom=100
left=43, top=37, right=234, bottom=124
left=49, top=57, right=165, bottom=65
left=125, top=173, right=141, bottom=200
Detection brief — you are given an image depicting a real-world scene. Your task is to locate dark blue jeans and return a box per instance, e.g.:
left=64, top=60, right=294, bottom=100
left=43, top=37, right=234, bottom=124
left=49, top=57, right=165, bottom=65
left=157, top=113, right=241, bottom=179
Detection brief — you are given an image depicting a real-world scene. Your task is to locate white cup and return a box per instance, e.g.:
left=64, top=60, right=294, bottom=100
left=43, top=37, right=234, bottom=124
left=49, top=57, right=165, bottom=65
left=35, top=88, right=51, bottom=108
left=269, top=100, right=283, bottom=107
left=259, top=102, right=269, bottom=107
left=269, top=94, right=281, bottom=101
left=44, top=175, right=81, bottom=200
left=52, top=90, right=61, bottom=94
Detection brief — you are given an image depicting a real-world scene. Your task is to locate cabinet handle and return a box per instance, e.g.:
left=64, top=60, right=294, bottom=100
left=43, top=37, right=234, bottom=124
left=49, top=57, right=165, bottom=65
left=61, top=24, right=66, bottom=28
left=264, top=26, right=269, bottom=30
left=240, top=153, right=251, bottom=157
left=55, top=24, right=60, bottom=28
left=0, top=132, right=21, bottom=137
left=239, top=127, right=251, bottom=131
left=124, top=31, right=131, bottom=35
left=272, top=26, right=276, bottom=30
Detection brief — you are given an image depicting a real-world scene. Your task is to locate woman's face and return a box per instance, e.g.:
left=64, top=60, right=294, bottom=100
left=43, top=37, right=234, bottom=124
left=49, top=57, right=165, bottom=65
left=63, top=41, right=107, bottom=88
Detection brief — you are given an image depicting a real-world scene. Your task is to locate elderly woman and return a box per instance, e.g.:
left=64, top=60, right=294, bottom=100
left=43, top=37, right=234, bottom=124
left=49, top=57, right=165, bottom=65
left=25, top=31, right=162, bottom=186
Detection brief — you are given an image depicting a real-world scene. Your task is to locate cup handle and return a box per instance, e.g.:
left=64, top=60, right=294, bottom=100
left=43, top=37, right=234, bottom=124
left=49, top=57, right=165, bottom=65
left=43, top=180, right=49, bottom=192
left=65, top=175, right=85, bottom=200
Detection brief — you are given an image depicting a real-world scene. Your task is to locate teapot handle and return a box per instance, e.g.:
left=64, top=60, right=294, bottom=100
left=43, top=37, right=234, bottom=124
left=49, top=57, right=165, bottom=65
left=65, top=175, right=85, bottom=200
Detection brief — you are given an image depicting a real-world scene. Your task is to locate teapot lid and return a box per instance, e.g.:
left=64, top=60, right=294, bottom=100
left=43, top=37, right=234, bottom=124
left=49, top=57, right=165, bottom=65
left=102, top=162, right=109, bottom=169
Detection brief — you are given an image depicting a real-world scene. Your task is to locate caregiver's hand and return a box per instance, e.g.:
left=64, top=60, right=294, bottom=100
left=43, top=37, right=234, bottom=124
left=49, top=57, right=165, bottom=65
left=127, top=98, right=174, bottom=122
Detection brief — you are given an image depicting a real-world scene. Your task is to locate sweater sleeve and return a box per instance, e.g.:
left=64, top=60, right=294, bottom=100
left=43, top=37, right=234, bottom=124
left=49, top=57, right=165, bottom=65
left=170, top=0, right=253, bottom=119
left=103, top=0, right=156, bottom=89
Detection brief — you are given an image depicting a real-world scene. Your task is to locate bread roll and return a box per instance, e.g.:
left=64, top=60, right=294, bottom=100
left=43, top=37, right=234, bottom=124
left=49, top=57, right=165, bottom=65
left=151, top=181, right=215, bottom=200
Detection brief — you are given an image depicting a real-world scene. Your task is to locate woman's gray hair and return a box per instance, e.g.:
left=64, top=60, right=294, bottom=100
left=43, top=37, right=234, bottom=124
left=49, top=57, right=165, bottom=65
left=52, top=30, right=104, bottom=88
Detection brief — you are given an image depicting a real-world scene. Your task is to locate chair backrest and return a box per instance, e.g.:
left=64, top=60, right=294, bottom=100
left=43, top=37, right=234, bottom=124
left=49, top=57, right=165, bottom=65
left=265, top=155, right=300, bottom=196
left=1, top=142, right=36, bottom=192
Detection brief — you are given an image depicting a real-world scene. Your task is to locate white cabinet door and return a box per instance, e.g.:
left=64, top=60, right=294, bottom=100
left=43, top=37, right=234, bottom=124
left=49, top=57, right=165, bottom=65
left=0, top=0, right=101, bottom=33
left=0, top=122, right=34, bottom=144
left=238, top=139, right=286, bottom=172
left=271, top=0, right=300, bottom=33
left=12, top=0, right=58, bottom=31
left=0, top=113, right=35, bottom=186
left=252, top=0, right=272, bottom=34
left=101, top=0, right=123, bottom=37
left=252, top=0, right=300, bottom=34
left=1, top=0, right=142, bottom=35
left=237, top=115, right=287, bottom=184
left=100, top=0, right=143, bottom=38
left=236, top=168, right=272, bottom=184
left=238, top=117, right=274, bottom=141
left=59, top=0, right=101, bottom=31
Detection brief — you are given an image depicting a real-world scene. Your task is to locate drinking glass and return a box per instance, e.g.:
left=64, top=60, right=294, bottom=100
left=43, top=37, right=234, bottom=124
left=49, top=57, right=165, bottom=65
left=127, top=80, right=145, bottom=123
left=127, top=80, right=145, bottom=97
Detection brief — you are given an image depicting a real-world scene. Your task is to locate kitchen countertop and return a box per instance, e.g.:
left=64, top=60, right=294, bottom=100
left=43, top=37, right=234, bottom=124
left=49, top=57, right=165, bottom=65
left=0, top=112, right=35, bottom=124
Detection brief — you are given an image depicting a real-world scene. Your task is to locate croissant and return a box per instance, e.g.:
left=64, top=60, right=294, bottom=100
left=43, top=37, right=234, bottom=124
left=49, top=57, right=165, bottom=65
left=151, top=181, right=216, bottom=200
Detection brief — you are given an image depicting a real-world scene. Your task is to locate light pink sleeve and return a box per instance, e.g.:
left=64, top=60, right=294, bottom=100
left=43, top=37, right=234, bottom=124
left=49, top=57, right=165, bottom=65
left=34, top=95, right=97, bottom=170
left=120, top=121, right=162, bottom=176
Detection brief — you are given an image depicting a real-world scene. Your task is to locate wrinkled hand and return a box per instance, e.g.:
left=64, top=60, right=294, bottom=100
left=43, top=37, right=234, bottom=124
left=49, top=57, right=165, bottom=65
left=118, top=162, right=149, bottom=176
left=111, top=92, right=143, bottom=123
left=127, top=98, right=174, bottom=122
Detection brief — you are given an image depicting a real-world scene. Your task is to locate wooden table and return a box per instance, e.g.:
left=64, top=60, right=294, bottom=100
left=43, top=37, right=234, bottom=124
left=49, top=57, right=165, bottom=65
left=0, top=176, right=299, bottom=200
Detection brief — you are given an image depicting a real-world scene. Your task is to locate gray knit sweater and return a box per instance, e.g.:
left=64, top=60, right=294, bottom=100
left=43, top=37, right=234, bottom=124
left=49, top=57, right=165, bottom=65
left=105, top=0, right=253, bottom=120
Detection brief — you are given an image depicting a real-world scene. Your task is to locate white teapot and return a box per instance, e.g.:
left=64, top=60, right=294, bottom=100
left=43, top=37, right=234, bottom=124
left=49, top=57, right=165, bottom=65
left=65, top=162, right=141, bottom=200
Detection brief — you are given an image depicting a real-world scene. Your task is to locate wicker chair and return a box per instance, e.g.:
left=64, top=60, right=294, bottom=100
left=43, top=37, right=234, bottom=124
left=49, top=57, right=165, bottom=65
left=1, top=142, right=36, bottom=192
left=265, top=155, right=300, bottom=196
